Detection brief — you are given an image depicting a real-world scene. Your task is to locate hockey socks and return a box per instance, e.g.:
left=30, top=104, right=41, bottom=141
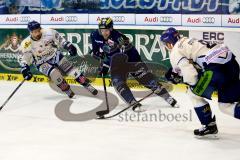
left=194, top=103, right=213, bottom=125
left=57, top=79, right=75, bottom=98
left=75, top=74, right=98, bottom=95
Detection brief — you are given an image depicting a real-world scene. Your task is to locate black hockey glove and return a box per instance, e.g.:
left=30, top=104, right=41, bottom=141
left=118, top=37, right=129, bottom=46
left=165, top=68, right=183, bottom=84
left=117, top=37, right=133, bottom=52
left=63, top=41, right=77, bottom=56
left=98, top=63, right=110, bottom=77
left=21, top=64, right=33, bottom=80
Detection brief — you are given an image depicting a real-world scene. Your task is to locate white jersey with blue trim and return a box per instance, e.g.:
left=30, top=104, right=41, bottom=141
left=170, top=37, right=233, bottom=85
left=18, top=28, right=67, bottom=66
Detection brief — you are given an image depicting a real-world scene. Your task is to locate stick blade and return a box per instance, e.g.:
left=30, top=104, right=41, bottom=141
left=96, top=110, right=109, bottom=119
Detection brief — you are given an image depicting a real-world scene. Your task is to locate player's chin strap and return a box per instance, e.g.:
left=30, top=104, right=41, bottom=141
left=0, top=79, right=26, bottom=111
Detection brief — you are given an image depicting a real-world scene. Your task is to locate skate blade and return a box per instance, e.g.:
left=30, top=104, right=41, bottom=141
left=195, top=134, right=219, bottom=140
left=173, top=104, right=180, bottom=108
left=132, top=108, right=146, bottom=113
left=96, top=116, right=106, bottom=120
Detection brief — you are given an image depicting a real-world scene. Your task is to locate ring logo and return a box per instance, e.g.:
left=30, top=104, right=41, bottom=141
left=202, top=17, right=215, bottom=24
left=159, top=16, right=173, bottom=23
left=112, top=16, right=125, bottom=22
left=19, top=16, right=31, bottom=23
left=65, top=16, right=78, bottom=22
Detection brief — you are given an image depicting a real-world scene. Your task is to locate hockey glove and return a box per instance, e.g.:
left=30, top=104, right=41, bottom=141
left=63, top=41, right=77, bottom=56
left=98, top=63, right=110, bottom=76
left=165, top=68, right=183, bottom=84
left=21, top=64, right=33, bottom=80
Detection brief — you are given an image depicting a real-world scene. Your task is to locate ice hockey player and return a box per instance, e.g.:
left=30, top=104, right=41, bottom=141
left=18, top=20, right=98, bottom=98
left=161, top=27, right=240, bottom=137
left=90, top=17, right=178, bottom=112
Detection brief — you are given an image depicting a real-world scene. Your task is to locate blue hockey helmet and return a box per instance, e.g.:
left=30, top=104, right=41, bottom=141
left=160, top=27, right=180, bottom=49
left=27, top=20, right=41, bottom=32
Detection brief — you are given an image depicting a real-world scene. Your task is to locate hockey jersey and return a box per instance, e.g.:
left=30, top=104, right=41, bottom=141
left=19, top=28, right=67, bottom=66
left=90, top=29, right=140, bottom=66
left=170, top=37, right=233, bottom=85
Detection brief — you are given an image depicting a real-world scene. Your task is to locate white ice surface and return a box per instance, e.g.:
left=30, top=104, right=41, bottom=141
left=0, top=81, right=239, bottom=160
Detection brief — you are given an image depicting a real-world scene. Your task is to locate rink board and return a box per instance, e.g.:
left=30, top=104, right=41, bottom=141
left=0, top=72, right=218, bottom=98
left=0, top=72, right=187, bottom=92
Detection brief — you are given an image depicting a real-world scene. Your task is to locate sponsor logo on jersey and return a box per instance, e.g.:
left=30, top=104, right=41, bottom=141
left=95, top=40, right=103, bottom=44
left=24, top=41, right=31, bottom=49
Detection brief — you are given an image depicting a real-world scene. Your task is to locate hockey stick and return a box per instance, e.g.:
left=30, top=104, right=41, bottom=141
left=0, top=79, right=26, bottom=111
left=97, top=91, right=154, bottom=119
left=96, top=73, right=110, bottom=118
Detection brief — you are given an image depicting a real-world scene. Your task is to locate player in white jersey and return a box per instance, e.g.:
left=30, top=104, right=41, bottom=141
left=161, top=27, right=240, bottom=137
left=18, top=21, right=98, bottom=98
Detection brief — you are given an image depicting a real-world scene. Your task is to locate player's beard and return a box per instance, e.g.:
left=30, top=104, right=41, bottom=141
left=36, top=34, right=42, bottom=40
left=32, top=33, right=42, bottom=41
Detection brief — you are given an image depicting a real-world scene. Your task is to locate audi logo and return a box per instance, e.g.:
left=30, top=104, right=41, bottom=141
left=111, top=16, right=125, bottom=22
left=202, top=17, right=215, bottom=24
left=159, top=16, right=173, bottom=23
left=19, top=16, right=31, bottom=23
left=65, top=16, right=78, bottom=22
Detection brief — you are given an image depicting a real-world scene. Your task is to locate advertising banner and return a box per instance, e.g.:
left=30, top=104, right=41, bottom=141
left=0, top=14, right=40, bottom=25
left=136, top=14, right=182, bottom=26
left=189, top=30, right=240, bottom=63
left=182, top=14, right=222, bottom=27
left=0, top=13, right=239, bottom=27
left=41, top=14, right=88, bottom=25
left=222, top=14, right=240, bottom=27
left=89, top=14, right=135, bottom=25
left=0, top=0, right=239, bottom=15
left=0, top=28, right=188, bottom=78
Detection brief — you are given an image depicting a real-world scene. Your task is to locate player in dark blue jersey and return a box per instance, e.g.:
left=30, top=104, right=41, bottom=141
left=90, top=17, right=178, bottom=111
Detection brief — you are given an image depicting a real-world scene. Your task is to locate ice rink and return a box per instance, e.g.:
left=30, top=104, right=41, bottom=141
left=0, top=81, right=239, bottom=160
